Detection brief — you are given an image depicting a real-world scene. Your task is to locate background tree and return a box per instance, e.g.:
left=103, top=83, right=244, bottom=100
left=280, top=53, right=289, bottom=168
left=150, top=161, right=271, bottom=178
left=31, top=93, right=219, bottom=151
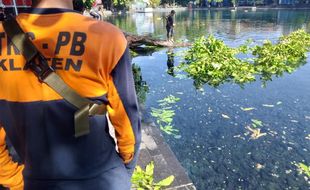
left=149, top=0, right=161, bottom=7
left=112, top=0, right=135, bottom=10
left=83, top=0, right=95, bottom=10
left=231, top=0, right=237, bottom=7
left=174, top=0, right=191, bottom=6
left=215, top=0, right=223, bottom=7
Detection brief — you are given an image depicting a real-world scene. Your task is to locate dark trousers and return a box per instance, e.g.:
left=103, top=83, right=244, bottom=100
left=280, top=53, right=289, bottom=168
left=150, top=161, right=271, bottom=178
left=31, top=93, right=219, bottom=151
left=166, top=26, right=174, bottom=39
left=24, top=165, right=131, bottom=190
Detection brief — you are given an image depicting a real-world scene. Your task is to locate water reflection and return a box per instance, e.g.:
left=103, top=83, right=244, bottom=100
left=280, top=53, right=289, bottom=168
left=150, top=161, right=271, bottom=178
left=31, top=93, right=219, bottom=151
left=133, top=13, right=154, bottom=35
left=166, top=48, right=175, bottom=77
left=107, top=10, right=310, bottom=41
left=132, top=64, right=149, bottom=105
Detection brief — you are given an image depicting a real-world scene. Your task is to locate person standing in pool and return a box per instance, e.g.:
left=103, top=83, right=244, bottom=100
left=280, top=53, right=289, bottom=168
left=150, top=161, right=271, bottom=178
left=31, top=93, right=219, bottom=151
left=166, top=10, right=176, bottom=42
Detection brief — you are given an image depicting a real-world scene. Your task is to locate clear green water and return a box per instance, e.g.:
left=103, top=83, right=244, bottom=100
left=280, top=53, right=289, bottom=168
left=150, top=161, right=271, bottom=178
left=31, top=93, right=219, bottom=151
left=108, top=9, right=310, bottom=189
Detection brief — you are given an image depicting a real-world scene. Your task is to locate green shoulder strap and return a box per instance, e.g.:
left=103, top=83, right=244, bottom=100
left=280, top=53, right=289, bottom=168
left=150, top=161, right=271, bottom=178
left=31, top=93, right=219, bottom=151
left=3, top=17, right=107, bottom=138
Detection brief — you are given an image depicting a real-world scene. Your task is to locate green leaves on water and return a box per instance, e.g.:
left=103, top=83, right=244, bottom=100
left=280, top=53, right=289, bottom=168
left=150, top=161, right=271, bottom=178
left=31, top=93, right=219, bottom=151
left=295, top=162, right=310, bottom=178
left=151, top=108, right=175, bottom=125
left=251, top=119, right=263, bottom=128
left=180, top=30, right=310, bottom=88
left=132, top=161, right=175, bottom=190
left=244, top=119, right=266, bottom=140
left=246, top=126, right=267, bottom=140
left=253, top=30, right=310, bottom=82
left=180, top=35, right=255, bottom=88
left=160, top=125, right=179, bottom=136
left=157, top=95, right=180, bottom=107
left=151, top=95, right=180, bottom=138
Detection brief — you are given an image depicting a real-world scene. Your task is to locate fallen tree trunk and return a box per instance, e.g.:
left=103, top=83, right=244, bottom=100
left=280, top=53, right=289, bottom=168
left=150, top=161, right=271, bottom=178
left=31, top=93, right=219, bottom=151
left=124, top=32, right=191, bottom=49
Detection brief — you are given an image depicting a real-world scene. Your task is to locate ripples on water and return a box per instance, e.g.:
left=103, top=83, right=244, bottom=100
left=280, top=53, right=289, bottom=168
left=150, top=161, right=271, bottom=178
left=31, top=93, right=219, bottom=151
left=108, top=9, right=310, bottom=189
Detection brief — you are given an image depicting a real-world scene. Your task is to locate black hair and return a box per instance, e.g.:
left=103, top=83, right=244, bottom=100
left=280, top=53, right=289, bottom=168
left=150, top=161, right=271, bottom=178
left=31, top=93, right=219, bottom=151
left=32, top=0, right=39, bottom=6
left=171, top=10, right=175, bottom=14
left=73, top=0, right=85, bottom=13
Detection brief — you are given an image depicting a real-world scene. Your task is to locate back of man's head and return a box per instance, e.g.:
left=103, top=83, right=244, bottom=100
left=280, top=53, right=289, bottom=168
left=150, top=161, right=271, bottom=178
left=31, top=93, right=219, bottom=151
left=32, top=0, right=73, bottom=8
left=73, top=0, right=85, bottom=12
left=32, top=0, right=40, bottom=6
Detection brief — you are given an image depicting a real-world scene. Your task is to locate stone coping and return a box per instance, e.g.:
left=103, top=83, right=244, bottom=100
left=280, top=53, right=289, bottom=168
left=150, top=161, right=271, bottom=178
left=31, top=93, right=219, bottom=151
left=137, top=122, right=196, bottom=190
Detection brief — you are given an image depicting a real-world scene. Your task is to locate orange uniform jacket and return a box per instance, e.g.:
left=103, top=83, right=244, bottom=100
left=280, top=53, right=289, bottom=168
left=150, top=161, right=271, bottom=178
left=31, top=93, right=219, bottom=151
left=0, top=8, right=141, bottom=189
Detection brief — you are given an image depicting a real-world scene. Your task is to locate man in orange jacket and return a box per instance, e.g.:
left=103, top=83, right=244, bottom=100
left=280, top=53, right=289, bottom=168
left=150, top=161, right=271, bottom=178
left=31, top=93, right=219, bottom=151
left=0, top=0, right=141, bottom=189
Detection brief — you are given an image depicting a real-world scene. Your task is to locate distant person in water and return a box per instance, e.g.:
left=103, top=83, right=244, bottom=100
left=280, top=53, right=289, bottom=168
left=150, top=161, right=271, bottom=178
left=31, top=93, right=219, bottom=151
left=166, top=10, right=176, bottom=42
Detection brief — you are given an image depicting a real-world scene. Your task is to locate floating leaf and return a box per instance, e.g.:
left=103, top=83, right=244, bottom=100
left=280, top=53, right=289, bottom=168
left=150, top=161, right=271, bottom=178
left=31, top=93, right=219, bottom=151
left=222, top=114, right=230, bottom=119
left=241, top=107, right=255, bottom=111
left=255, top=163, right=265, bottom=170
left=251, top=119, right=263, bottom=127
left=246, top=126, right=267, bottom=140
left=295, top=162, right=310, bottom=178
left=174, top=135, right=182, bottom=139
left=262, top=104, right=275, bottom=108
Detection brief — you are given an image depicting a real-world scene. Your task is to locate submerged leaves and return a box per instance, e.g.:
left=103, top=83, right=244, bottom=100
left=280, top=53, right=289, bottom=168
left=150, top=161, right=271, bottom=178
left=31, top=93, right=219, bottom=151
left=151, top=95, right=180, bottom=138
left=246, top=126, right=267, bottom=140
left=180, top=30, right=310, bottom=88
left=157, top=95, right=181, bottom=106
left=251, top=119, right=263, bottom=128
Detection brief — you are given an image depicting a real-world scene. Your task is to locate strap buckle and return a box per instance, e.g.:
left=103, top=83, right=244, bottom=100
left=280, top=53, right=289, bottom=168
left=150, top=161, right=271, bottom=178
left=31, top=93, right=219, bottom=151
left=27, top=53, right=54, bottom=82
left=89, top=103, right=107, bottom=116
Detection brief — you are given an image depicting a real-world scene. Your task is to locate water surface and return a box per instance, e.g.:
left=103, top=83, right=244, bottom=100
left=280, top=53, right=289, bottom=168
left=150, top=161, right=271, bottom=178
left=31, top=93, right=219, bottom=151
left=108, top=9, right=310, bottom=189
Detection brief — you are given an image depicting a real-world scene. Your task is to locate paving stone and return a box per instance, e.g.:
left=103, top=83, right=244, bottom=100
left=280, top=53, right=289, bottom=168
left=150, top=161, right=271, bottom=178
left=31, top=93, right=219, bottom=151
left=142, top=123, right=166, bottom=146
left=185, top=184, right=197, bottom=190
left=141, top=129, right=158, bottom=150
left=137, top=148, right=153, bottom=169
left=165, top=184, right=196, bottom=190
left=153, top=154, right=173, bottom=182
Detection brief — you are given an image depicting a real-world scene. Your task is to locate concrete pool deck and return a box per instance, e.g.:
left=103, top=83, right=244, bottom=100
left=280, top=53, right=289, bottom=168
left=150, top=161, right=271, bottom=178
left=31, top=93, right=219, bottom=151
left=137, top=122, right=196, bottom=190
